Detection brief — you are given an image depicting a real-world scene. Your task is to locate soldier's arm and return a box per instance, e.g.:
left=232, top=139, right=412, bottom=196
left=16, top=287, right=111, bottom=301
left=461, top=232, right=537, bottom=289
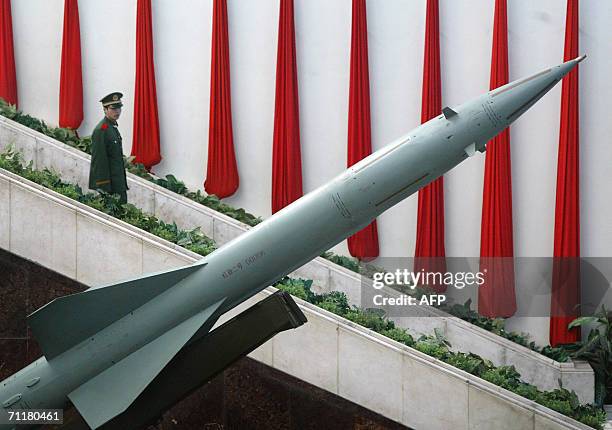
left=91, top=129, right=112, bottom=193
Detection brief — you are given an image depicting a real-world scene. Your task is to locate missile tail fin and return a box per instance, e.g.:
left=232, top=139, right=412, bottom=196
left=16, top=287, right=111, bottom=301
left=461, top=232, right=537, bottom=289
left=28, top=262, right=206, bottom=360
left=442, top=107, right=458, bottom=119
left=68, top=298, right=226, bottom=429
left=464, top=143, right=476, bottom=157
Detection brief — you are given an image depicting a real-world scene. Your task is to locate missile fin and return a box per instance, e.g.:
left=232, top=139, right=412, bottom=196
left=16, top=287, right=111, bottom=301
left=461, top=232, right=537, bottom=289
left=442, top=107, right=458, bottom=119
left=28, top=262, right=206, bottom=360
left=464, top=143, right=476, bottom=157
left=68, top=298, right=226, bottom=430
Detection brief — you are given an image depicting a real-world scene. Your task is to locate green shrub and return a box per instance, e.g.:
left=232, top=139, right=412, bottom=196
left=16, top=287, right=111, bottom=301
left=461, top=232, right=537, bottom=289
left=441, top=299, right=571, bottom=363
left=55, top=184, right=81, bottom=200
left=315, top=291, right=350, bottom=315
left=445, top=353, right=490, bottom=377
left=320, top=252, right=360, bottom=273
left=155, top=174, right=187, bottom=195
left=566, top=306, right=612, bottom=407
left=344, top=308, right=392, bottom=332
left=184, top=243, right=216, bottom=256
left=274, top=278, right=315, bottom=302
left=414, top=341, right=448, bottom=359
left=482, top=366, right=521, bottom=390
left=379, top=327, right=415, bottom=347
left=513, top=383, right=541, bottom=401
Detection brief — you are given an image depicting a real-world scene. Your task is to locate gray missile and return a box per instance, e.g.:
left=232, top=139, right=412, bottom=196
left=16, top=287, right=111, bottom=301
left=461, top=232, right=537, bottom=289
left=0, top=55, right=585, bottom=429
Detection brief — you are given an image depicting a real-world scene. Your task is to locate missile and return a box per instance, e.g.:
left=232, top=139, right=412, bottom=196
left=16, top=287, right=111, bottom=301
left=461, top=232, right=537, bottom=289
left=0, top=56, right=585, bottom=429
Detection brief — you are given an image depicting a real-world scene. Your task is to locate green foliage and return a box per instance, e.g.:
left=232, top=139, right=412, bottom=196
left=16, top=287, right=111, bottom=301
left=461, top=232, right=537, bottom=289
left=446, top=353, right=491, bottom=377
left=566, top=306, right=612, bottom=407
left=414, top=341, right=448, bottom=359
left=320, top=252, right=360, bottom=273
left=156, top=174, right=187, bottom=194
left=55, top=183, right=82, bottom=201
left=125, top=161, right=152, bottom=179
left=0, top=147, right=216, bottom=257
left=344, top=308, right=394, bottom=332
left=572, top=407, right=607, bottom=429
left=441, top=299, right=571, bottom=363
left=185, top=190, right=262, bottom=226
left=316, top=291, right=351, bottom=315
left=513, top=382, right=541, bottom=401
left=0, top=144, right=28, bottom=173
left=413, top=329, right=451, bottom=359
left=379, top=327, right=415, bottom=347
left=184, top=242, right=216, bottom=256
left=274, top=277, right=316, bottom=302
left=482, top=366, right=522, bottom=390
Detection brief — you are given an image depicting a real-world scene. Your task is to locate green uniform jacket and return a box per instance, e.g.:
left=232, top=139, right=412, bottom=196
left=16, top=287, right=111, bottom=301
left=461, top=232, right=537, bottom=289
left=88, top=117, right=128, bottom=193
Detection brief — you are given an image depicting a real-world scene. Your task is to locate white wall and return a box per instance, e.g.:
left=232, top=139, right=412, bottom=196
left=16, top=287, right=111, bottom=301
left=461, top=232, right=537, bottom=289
left=10, top=0, right=612, bottom=262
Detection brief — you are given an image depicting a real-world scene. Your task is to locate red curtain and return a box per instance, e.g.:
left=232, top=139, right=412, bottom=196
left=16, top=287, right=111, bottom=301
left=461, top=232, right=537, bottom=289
left=550, top=0, right=581, bottom=346
left=478, top=0, right=517, bottom=318
left=271, top=0, right=302, bottom=214
left=0, top=0, right=17, bottom=106
left=346, top=0, right=379, bottom=260
left=205, top=0, right=239, bottom=199
left=131, top=0, right=162, bottom=170
left=414, top=0, right=445, bottom=291
left=58, top=0, right=83, bottom=130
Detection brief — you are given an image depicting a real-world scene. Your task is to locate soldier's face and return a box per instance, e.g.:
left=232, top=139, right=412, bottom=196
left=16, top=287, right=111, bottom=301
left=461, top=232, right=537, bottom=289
left=104, top=106, right=122, bottom=121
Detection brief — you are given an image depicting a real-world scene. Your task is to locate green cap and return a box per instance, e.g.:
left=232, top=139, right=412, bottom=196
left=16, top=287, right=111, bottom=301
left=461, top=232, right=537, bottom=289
left=100, top=92, right=124, bottom=108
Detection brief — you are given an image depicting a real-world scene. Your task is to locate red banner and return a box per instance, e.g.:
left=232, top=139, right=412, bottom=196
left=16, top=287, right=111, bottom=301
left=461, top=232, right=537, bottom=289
left=59, top=0, right=83, bottom=130
left=414, top=0, right=445, bottom=291
left=550, top=0, right=581, bottom=346
left=271, top=0, right=302, bottom=214
left=346, top=0, right=379, bottom=260
left=131, top=0, right=162, bottom=170
left=205, top=0, right=239, bottom=199
left=0, top=0, right=17, bottom=106
left=478, top=0, right=517, bottom=318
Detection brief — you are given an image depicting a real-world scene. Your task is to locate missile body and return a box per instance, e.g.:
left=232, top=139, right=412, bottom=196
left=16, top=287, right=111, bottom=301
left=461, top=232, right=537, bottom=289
left=0, top=56, right=584, bottom=429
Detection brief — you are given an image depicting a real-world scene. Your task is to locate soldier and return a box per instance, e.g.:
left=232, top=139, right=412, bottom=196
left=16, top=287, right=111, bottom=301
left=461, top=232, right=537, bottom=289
left=88, top=92, right=129, bottom=203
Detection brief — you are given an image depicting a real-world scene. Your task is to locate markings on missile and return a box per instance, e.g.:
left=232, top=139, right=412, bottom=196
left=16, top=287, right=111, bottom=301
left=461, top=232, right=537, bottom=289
left=375, top=173, right=430, bottom=207
left=222, top=250, right=266, bottom=279
left=245, top=250, right=265, bottom=265
left=332, top=193, right=352, bottom=219
left=482, top=103, right=501, bottom=127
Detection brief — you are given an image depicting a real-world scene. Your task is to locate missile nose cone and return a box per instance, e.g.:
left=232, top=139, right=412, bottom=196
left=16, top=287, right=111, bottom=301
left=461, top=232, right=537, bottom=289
left=558, top=54, right=587, bottom=72
left=490, top=55, right=586, bottom=126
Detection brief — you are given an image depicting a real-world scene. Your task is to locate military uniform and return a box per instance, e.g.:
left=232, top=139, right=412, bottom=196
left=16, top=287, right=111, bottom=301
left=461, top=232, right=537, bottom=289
left=88, top=92, right=129, bottom=203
